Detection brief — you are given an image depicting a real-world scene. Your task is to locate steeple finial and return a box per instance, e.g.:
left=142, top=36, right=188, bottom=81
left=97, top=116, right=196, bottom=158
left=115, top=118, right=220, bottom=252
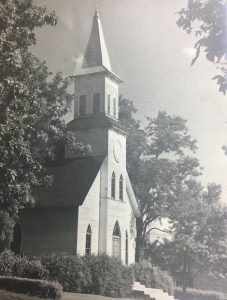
left=95, top=0, right=99, bottom=17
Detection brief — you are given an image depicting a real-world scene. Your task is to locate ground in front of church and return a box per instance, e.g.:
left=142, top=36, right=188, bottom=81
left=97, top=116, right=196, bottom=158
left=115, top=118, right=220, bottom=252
left=0, top=290, right=136, bottom=300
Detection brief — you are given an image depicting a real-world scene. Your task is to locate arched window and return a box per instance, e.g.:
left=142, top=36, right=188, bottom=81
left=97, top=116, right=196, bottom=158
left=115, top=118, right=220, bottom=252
left=112, top=221, right=121, bottom=260
left=125, top=231, right=128, bottom=265
left=10, top=223, right=22, bottom=255
left=119, top=175, right=123, bottom=201
left=85, top=224, right=92, bottom=255
left=93, top=93, right=100, bottom=114
left=79, top=95, right=86, bottom=116
left=111, top=172, right=116, bottom=199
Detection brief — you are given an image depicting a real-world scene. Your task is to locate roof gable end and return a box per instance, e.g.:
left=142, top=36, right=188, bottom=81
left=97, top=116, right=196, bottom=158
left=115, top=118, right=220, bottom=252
left=126, top=172, right=141, bottom=218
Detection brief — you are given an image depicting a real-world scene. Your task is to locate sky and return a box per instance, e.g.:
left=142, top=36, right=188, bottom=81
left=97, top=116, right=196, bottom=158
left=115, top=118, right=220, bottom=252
left=32, top=0, right=227, bottom=203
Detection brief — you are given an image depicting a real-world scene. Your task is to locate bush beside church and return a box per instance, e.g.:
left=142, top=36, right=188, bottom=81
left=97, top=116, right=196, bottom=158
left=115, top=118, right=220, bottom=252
left=0, top=250, right=174, bottom=298
left=0, top=250, right=226, bottom=300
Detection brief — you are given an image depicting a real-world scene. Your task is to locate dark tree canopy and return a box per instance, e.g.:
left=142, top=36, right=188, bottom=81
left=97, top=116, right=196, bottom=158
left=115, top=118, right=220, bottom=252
left=177, top=0, right=227, bottom=94
left=119, top=96, right=202, bottom=261
left=119, top=96, right=227, bottom=289
left=147, top=182, right=227, bottom=291
left=0, top=0, right=85, bottom=242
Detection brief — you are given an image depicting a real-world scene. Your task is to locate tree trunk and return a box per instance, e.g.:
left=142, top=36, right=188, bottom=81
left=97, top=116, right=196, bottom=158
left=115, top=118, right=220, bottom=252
left=135, top=218, right=144, bottom=262
left=182, top=254, right=187, bottom=292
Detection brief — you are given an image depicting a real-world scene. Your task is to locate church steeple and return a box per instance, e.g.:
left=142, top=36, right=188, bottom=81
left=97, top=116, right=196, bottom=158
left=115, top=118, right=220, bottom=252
left=81, top=7, right=112, bottom=71
left=73, top=7, right=123, bottom=121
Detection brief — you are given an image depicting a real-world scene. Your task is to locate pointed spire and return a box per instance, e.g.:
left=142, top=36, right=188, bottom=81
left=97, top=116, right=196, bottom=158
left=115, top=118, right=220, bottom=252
left=81, top=6, right=112, bottom=70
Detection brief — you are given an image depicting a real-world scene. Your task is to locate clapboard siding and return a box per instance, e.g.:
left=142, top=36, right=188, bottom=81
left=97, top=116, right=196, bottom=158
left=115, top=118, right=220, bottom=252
left=20, top=207, right=78, bottom=256
left=77, top=169, right=101, bottom=255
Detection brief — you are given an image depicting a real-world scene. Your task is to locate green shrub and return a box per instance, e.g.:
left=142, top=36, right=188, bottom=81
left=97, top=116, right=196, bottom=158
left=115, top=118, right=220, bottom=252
left=132, top=260, right=174, bottom=295
left=119, top=262, right=135, bottom=297
left=133, top=260, right=156, bottom=287
left=0, top=251, right=174, bottom=298
left=41, top=253, right=134, bottom=297
left=41, top=253, right=92, bottom=293
left=85, top=254, right=134, bottom=298
left=12, top=257, right=49, bottom=280
left=153, top=267, right=174, bottom=295
left=0, top=250, right=49, bottom=280
left=0, top=276, right=62, bottom=299
left=0, top=251, right=15, bottom=276
left=174, top=287, right=225, bottom=300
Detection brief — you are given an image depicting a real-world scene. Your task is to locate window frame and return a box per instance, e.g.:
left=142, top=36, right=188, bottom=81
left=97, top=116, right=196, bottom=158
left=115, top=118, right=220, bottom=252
left=112, top=221, right=121, bottom=260
left=111, top=172, right=116, bottom=199
left=113, top=98, right=116, bottom=118
left=93, top=93, right=101, bottom=114
left=125, top=230, right=129, bottom=265
left=119, top=175, right=123, bottom=201
left=79, top=95, right=86, bottom=116
left=108, top=94, right=111, bottom=115
left=85, top=224, right=92, bottom=256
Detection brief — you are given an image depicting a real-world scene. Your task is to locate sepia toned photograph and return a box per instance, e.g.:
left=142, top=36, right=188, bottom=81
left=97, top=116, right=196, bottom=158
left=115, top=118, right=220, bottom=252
left=0, top=1, right=227, bottom=300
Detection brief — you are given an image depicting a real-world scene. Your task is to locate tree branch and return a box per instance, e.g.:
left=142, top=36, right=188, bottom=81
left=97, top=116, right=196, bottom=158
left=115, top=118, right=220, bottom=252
left=193, top=259, right=212, bottom=279
left=143, top=215, right=159, bottom=228
left=145, top=227, right=173, bottom=238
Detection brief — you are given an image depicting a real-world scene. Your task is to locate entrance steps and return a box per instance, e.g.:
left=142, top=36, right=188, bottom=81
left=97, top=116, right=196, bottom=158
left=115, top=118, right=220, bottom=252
left=132, top=281, right=178, bottom=300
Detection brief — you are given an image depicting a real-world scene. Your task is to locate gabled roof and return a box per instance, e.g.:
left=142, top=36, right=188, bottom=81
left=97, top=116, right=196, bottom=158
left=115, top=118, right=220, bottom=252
left=81, top=9, right=111, bottom=71
left=36, top=155, right=105, bottom=207
left=35, top=154, right=141, bottom=218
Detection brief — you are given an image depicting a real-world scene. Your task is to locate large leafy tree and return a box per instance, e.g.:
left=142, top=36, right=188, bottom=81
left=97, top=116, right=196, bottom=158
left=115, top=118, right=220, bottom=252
left=0, top=0, right=84, bottom=244
left=147, top=181, right=227, bottom=291
left=119, top=96, right=201, bottom=261
left=177, top=0, right=227, bottom=94
left=119, top=97, right=227, bottom=285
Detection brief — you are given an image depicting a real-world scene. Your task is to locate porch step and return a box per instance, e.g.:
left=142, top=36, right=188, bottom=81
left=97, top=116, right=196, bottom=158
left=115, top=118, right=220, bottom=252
left=132, top=281, right=178, bottom=300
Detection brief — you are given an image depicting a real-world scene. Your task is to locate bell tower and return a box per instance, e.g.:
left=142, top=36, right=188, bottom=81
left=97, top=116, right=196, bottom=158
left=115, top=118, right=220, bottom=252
left=68, top=7, right=126, bottom=158
left=73, top=8, right=123, bottom=121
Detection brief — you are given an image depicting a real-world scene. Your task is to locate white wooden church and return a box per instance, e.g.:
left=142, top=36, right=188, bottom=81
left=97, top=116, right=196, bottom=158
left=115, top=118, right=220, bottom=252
left=16, top=8, right=141, bottom=265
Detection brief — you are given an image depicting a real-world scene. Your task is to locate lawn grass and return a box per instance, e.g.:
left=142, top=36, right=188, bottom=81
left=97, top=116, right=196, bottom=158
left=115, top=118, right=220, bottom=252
left=63, top=293, right=135, bottom=300
left=61, top=293, right=133, bottom=300
left=0, top=290, right=136, bottom=300
left=0, top=289, right=42, bottom=300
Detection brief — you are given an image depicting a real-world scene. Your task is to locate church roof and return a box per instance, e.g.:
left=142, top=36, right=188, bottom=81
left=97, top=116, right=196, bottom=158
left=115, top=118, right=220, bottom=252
left=81, top=9, right=111, bottom=70
left=35, top=155, right=105, bottom=207
left=126, top=172, right=141, bottom=218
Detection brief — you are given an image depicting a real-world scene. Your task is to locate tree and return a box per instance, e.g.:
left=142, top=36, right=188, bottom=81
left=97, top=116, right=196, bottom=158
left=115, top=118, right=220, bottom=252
left=119, top=96, right=147, bottom=180
left=0, top=0, right=85, bottom=245
left=119, top=96, right=201, bottom=261
left=146, top=181, right=227, bottom=291
left=177, top=0, right=227, bottom=94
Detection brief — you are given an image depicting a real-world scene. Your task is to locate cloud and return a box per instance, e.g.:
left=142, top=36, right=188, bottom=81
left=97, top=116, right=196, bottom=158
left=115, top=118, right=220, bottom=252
left=182, top=47, right=196, bottom=58
left=72, top=53, right=84, bottom=74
